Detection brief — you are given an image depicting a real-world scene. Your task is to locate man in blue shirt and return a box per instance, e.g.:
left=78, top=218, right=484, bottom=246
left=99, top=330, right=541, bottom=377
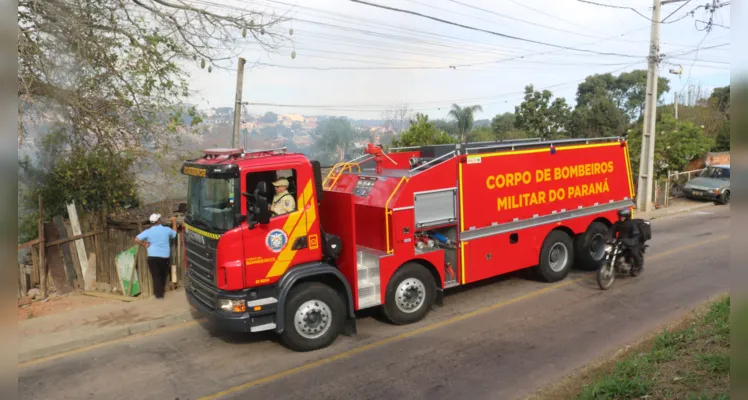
left=135, top=214, right=178, bottom=299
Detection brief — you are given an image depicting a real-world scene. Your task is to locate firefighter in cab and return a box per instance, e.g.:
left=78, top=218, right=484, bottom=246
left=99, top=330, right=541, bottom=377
left=270, top=178, right=296, bottom=216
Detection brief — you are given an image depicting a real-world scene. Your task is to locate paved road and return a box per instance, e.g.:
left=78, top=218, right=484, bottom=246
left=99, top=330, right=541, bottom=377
left=19, top=205, right=730, bottom=400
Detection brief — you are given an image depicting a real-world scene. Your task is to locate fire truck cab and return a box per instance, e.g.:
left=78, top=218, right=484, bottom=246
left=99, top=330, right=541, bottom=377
left=181, top=137, right=636, bottom=352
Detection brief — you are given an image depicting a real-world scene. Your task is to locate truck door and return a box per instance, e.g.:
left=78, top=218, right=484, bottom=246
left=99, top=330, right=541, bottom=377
left=242, top=163, right=323, bottom=286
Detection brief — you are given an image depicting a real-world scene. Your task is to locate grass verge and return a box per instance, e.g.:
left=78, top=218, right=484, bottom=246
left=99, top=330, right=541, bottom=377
left=580, top=296, right=730, bottom=399
left=531, top=295, right=730, bottom=400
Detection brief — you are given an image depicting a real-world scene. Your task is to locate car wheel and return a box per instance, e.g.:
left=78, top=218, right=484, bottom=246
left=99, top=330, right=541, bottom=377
left=715, top=190, right=730, bottom=205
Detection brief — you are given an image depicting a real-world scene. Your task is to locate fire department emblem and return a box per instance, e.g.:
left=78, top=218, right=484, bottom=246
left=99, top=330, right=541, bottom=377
left=265, top=229, right=288, bottom=253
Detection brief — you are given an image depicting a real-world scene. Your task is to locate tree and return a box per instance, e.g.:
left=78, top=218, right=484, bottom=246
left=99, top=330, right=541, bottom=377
left=312, top=118, right=355, bottom=165
left=709, top=86, right=730, bottom=114
left=261, top=112, right=279, bottom=123
left=18, top=0, right=289, bottom=150
left=514, top=85, right=571, bottom=139
left=391, top=113, right=457, bottom=147
left=569, top=96, right=627, bottom=138
left=467, top=126, right=495, bottom=142
left=614, top=70, right=670, bottom=119
left=574, top=71, right=670, bottom=123
left=432, top=119, right=458, bottom=136
left=713, top=120, right=730, bottom=152
left=448, top=103, right=483, bottom=142
left=19, top=136, right=140, bottom=242
left=17, top=0, right=292, bottom=226
left=708, top=85, right=730, bottom=151
left=628, top=112, right=714, bottom=178
left=490, top=112, right=516, bottom=138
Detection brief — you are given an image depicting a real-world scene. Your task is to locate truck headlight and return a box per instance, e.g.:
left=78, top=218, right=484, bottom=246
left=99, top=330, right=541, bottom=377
left=217, top=299, right=247, bottom=313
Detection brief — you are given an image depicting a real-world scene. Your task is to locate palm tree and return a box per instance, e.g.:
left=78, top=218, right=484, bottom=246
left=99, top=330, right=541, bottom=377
left=448, top=103, right=483, bottom=142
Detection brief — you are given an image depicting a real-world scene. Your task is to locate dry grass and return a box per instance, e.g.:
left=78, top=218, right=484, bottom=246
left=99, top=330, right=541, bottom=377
left=530, top=295, right=730, bottom=400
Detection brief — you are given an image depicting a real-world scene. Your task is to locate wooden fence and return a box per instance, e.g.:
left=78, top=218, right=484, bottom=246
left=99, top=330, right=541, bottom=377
left=18, top=199, right=187, bottom=300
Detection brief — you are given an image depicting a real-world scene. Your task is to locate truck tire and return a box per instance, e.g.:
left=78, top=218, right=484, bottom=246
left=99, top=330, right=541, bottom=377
left=382, top=263, right=436, bottom=325
left=573, top=222, right=609, bottom=271
left=715, top=190, right=730, bottom=205
left=535, top=230, right=574, bottom=282
left=280, top=282, right=344, bottom=352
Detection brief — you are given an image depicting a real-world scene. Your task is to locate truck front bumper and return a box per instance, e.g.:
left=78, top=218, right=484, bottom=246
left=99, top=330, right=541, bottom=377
left=185, top=273, right=280, bottom=334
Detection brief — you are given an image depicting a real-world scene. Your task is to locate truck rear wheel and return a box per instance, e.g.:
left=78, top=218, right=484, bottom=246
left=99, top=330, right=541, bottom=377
left=574, top=222, right=609, bottom=271
left=280, top=282, right=344, bottom=352
left=535, top=230, right=574, bottom=282
left=382, top=263, right=436, bottom=325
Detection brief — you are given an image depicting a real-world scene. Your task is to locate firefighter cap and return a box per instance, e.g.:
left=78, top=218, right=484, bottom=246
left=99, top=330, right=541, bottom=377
left=272, top=178, right=289, bottom=187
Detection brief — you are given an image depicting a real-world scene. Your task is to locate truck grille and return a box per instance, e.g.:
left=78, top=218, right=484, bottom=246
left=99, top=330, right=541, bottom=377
left=184, top=233, right=219, bottom=309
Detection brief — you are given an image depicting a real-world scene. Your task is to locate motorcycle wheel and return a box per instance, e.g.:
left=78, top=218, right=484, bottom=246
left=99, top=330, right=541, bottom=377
left=597, top=262, right=615, bottom=290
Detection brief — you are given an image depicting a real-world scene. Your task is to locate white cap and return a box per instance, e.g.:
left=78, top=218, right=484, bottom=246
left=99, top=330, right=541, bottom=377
left=149, top=213, right=161, bottom=223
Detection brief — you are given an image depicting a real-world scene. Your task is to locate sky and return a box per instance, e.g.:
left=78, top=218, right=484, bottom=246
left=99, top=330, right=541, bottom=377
left=184, top=0, right=731, bottom=120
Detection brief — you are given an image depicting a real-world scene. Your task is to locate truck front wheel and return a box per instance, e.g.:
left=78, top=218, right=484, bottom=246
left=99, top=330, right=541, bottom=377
left=280, top=282, right=344, bottom=352
left=382, top=263, right=436, bottom=325
left=535, top=230, right=574, bottom=282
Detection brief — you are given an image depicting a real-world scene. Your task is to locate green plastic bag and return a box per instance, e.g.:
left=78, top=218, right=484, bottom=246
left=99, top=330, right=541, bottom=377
left=115, top=246, right=141, bottom=296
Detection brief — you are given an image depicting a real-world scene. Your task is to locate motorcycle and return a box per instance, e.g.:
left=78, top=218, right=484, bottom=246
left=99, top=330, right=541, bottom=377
left=596, top=239, right=647, bottom=290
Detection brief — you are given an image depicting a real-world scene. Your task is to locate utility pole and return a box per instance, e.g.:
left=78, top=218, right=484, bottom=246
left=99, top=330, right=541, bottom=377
left=232, top=57, right=246, bottom=148
left=636, top=0, right=688, bottom=212
left=636, top=0, right=662, bottom=212
left=674, top=91, right=678, bottom=120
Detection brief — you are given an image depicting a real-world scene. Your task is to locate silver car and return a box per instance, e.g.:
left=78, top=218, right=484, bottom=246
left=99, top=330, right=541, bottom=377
left=683, top=164, right=731, bottom=205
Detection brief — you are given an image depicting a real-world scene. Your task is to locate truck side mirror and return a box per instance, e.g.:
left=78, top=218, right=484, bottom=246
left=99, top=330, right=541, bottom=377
left=256, top=181, right=269, bottom=197
left=252, top=185, right=271, bottom=225
left=255, top=195, right=270, bottom=225
left=234, top=214, right=247, bottom=225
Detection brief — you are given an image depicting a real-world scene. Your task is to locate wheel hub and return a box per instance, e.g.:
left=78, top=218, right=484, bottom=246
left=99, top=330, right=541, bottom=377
left=589, top=234, right=605, bottom=260
left=548, top=243, right=569, bottom=272
left=294, top=300, right=332, bottom=339
left=395, top=278, right=426, bottom=314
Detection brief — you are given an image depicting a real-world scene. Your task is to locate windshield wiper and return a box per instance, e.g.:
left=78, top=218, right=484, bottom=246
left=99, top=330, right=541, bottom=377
left=185, top=214, right=213, bottom=231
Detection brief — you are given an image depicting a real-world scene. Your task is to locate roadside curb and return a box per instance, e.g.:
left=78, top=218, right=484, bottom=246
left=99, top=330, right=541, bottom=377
left=19, top=311, right=196, bottom=364
left=640, top=202, right=717, bottom=220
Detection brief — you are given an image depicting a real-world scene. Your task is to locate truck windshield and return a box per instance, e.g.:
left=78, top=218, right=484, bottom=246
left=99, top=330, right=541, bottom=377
left=186, top=176, right=239, bottom=232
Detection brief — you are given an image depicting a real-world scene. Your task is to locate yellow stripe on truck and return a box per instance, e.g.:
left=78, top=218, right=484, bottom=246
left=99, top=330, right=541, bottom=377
left=266, top=181, right=316, bottom=278
left=183, top=222, right=221, bottom=240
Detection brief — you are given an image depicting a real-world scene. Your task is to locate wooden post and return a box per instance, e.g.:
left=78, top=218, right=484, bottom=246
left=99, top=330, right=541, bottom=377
left=67, top=202, right=92, bottom=290
left=31, top=244, right=40, bottom=287
left=38, top=196, right=47, bottom=299
left=19, top=263, right=27, bottom=296
left=54, top=216, right=77, bottom=288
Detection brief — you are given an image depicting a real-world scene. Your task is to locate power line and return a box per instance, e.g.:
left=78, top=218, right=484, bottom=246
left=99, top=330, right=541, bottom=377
left=697, top=20, right=730, bottom=29
left=504, top=0, right=607, bottom=34
left=347, top=0, right=645, bottom=58
left=242, top=60, right=645, bottom=113
left=189, top=0, right=668, bottom=68
left=666, top=42, right=729, bottom=57
left=662, top=0, right=692, bottom=22
left=440, top=0, right=637, bottom=42
left=577, top=0, right=656, bottom=21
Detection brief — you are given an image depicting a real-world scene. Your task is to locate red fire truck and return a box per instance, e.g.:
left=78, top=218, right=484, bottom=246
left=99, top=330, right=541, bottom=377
left=180, top=137, right=635, bottom=351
